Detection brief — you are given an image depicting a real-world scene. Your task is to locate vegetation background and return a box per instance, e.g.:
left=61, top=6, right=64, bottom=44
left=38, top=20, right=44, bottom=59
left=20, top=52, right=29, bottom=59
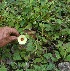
left=0, top=0, right=70, bottom=71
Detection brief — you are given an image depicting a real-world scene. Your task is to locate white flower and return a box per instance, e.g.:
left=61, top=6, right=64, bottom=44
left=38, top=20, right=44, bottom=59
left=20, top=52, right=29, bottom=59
left=17, top=35, right=27, bottom=44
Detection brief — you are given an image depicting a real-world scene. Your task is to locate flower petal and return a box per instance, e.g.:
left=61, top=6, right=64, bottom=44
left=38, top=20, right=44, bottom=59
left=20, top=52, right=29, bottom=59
left=18, top=35, right=27, bottom=44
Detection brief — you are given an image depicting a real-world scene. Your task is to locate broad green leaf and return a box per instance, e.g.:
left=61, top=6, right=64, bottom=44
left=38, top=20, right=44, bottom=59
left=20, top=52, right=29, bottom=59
left=53, top=34, right=59, bottom=40
left=67, top=0, right=70, bottom=3
left=34, top=7, right=40, bottom=12
left=65, top=54, right=70, bottom=61
left=55, top=51, right=61, bottom=60
left=56, top=19, right=62, bottom=24
left=57, top=41, right=63, bottom=47
left=45, top=24, right=52, bottom=31
left=26, top=39, right=35, bottom=51
left=34, top=58, right=42, bottom=63
left=42, top=37, right=47, bottom=42
left=24, top=24, right=32, bottom=30
left=63, top=42, right=70, bottom=52
left=47, top=63, right=55, bottom=70
left=30, top=0, right=33, bottom=3
left=13, top=51, right=22, bottom=60
left=15, top=24, right=20, bottom=30
left=0, top=65, right=7, bottom=71
left=20, top=20, right=25, bottom=27
left=44, top=53, right=52, bottom=59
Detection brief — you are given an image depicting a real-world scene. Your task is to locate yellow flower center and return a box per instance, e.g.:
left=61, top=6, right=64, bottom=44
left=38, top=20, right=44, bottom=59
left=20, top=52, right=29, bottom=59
left=21, top=38, right=24, bottom=41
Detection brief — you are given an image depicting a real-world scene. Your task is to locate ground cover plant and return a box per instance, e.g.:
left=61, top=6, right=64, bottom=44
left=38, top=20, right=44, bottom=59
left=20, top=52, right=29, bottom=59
left=0, top=0, right=70, bottom=71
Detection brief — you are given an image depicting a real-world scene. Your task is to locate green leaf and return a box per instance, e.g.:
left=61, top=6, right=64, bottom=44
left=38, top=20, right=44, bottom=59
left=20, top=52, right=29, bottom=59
left=53, top=34, right=59, bottom=40
left=63, top=42, right=70, bottom=52
left=44, top=53, right=52, bottom=59
left=45, top=24, right=52, bottom=31
left=16, top=69, right=23, bottom=71
left=59, top=46, right=67, bottom=58
left=42, top=37, right=47, bottom=42
left=30, top=0, right=33, bottom=3
left=57, top=41, right=63, bottom=47
left=15, top=24, right=20, bottom=30
left=24, top=24, right=32, bottom=30
left=13, top=51, right=22, bottom=60
left=26, top=69, right=35, bottom=71
left=47, top=63, right=55, bottom=70
left=55, top=51, right=61, bottom=60
left=34, top=65, right=41, bottom=70
left=34, top=58, right=42, bottom=63
left=26, top=39, right=35, bottom=51
left=0, top=65, right=7, bottom=71
left=34, top=7, right=40, bottom=12
left=40, top=0, right=46, bottom=6
left=65, top=54, right=70, bottom=61
left=56, top=19, right=62, bottom=24
left=44, top=53, right=57, bottom=61
left=20, top=20, right=25, bottom=27
left=67, top=0, right=70, bottom=3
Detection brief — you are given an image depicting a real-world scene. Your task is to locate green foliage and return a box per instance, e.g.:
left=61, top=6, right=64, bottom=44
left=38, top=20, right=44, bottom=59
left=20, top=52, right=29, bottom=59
left=0, top=0, right=70, bottom=71
left=0, top=65, right=7, bottom=71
